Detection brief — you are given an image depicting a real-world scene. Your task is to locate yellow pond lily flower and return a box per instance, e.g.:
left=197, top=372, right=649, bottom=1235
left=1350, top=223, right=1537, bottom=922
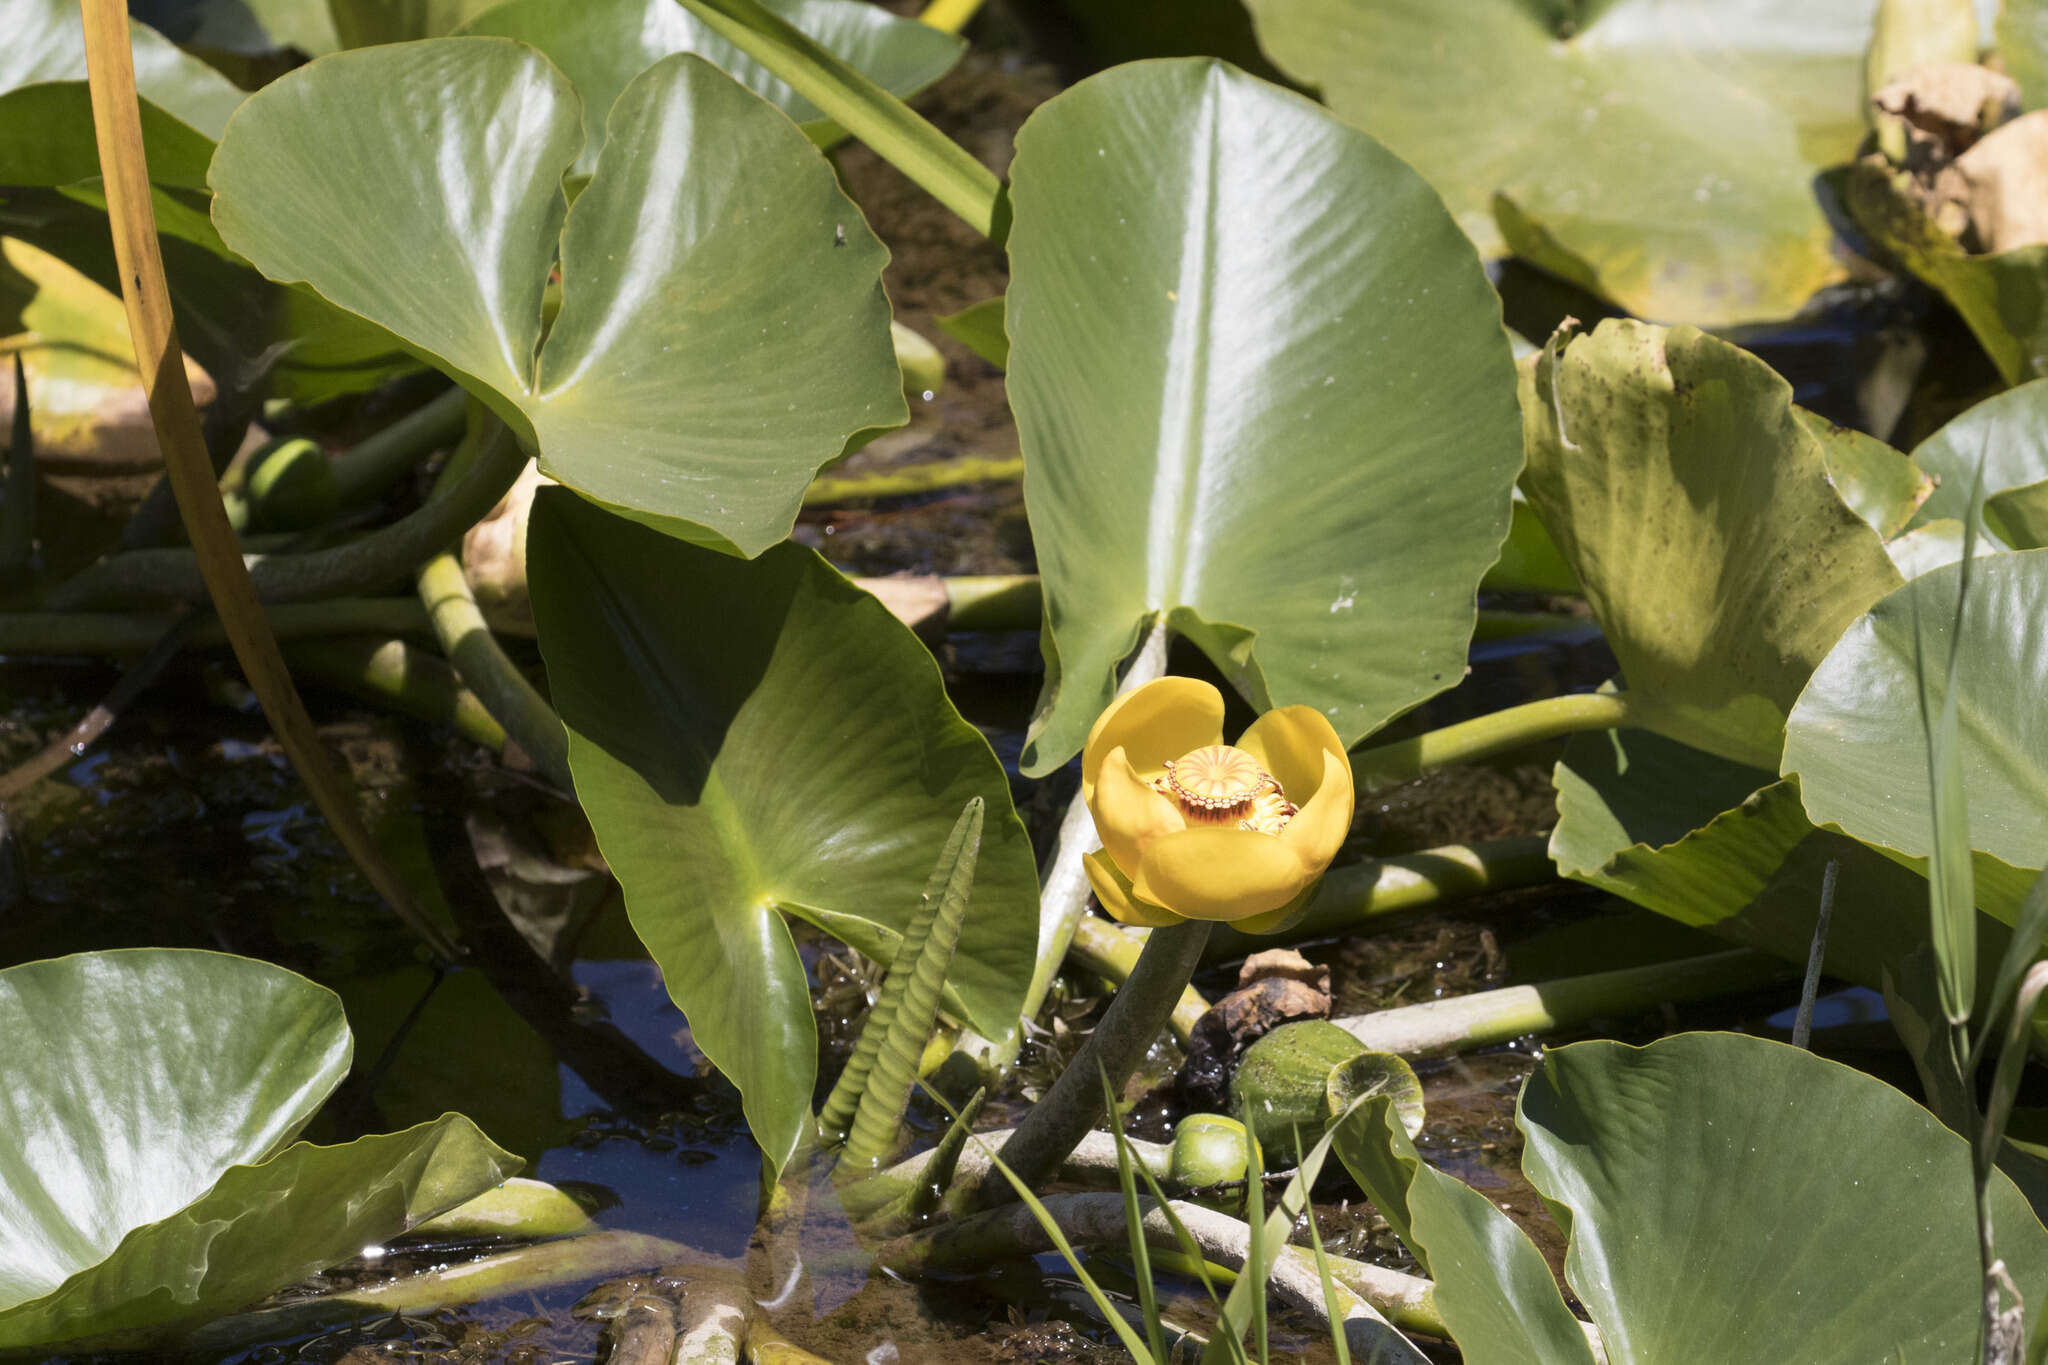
left=1081, top=677, right=1354, bottom=934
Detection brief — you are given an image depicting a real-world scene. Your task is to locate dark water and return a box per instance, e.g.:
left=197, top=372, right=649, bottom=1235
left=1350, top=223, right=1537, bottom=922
left=0, top=592, right=1839, bottom=1364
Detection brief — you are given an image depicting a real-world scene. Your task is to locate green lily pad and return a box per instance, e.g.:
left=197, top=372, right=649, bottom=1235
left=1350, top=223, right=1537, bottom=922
left=1520, top=1033, right=2048, bottom=1363
left=1005, top=58, right=1522, bottom=775
left=460, top=0, right=962, bottom=173
left=210, top=39, right=905, bottom=556
left=0, top=949, right=518, bottom=1351
left=1332, top=1096, right=1596, bottom=1365
left=1907, top=378, right=2048, bottom=541
left=0, top=0, right=245, bottom=187
left=1522, top=320, right=1904, bottom=769
left=1550, top=726, right=2016, bottom=987
left=527, top=490, right=1037, bottom=1173
left=1242, top=0, right=1873, bottom=325
left=1784, top=547, right=2048, bottom=887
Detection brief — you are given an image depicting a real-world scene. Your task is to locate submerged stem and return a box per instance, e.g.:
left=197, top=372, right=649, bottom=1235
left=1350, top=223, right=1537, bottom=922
left=1350, top=691, right=1632, bottom=791
left=1335, top=948, right=1790, bottom=1055
left=45, top=422, right=528, bottom=611
left=417, top=551, right=571, bottom=791
left=0, top=599, right=433, bottom=656
left=179, top=1230, right=691, bottom=1356
left=283, top=636, right=507, bottom=752
left=1207, top=834, right=1557, bottom=960
left=877, top=1190, right=1446, bottom=1342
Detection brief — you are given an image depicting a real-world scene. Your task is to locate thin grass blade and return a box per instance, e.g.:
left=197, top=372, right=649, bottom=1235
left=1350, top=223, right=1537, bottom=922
left=1101, top=1067, right=1169, bottom=1364
left=958, top=1126, right=1160, bottom=1365
left=1304, top=1201, right=1353, bottom=1365
left=1913, top=584, right=1976, bottom=1027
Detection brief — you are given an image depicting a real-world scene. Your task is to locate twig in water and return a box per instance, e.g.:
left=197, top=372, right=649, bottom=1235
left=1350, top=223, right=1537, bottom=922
left=0, top=607, right=206, bottom=802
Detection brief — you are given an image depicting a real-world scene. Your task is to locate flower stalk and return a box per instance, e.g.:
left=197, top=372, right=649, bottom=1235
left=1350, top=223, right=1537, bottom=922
left=973, top=916, right=1211, bottom=1207
left=1350, top=691, right=1633, bottom=791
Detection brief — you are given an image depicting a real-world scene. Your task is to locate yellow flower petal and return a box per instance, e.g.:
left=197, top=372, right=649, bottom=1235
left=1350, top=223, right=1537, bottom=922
left=1279, top=748, right=1354, bottom=873
left=1082, top=676, right=1225, bottom=799
left=1090, top=746, right=1186, bottom=877
left=1132, top=827, right=1311, bottom=922
left=1236, top=704, right=1348, bottom=805
left=1085, top=848, right=1184, bottom=928
left=1231, top=881, right=1319, bottom=936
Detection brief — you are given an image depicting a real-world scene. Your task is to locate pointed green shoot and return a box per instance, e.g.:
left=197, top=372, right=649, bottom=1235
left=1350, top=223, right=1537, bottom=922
left=894, top=1086, right=985, bottom=1226
left=819, top=797, right=983, bottom=1169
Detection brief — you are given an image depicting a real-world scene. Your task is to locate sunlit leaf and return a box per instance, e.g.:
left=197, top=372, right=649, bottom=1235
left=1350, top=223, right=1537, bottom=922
left=1521, top=1033, right=2048, bottom=1362
left=527, top=491, right=1036, bottom=1173
left=210, top=40, right=905, bottom=556
left=0, top=950, right=517, bottom=1351
left=460, top=0, right=962, bottom=173
left=1784, top=549, right=2048, bottom=891
left=1242, top=0, right=1875, bottom=325
left=1550, top=727, right=2019, bottom=990
left=1522, top=320, right=1903, bottom=769
left=1007, top=59, right=1522, bottom=774
left=1795, top=409, right=1933, bottom=539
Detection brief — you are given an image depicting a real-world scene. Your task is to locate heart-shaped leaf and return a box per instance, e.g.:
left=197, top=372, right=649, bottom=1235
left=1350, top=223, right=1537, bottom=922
left=527, top=490, right=1037, bottom=1173
left=0, top=0, right=245, bottom=187
left=460, top=0, right=963, bottom=174
left=1784, top=547, right=2048, bottom=888
left=1522, top=320, right=1904, bottom=769
left=1006, top=59, right=1522, bottom=775
left=1521, top=1033, right=2048, bottom=1363
left=0, top=949, right=518, bottom=1351
left=1242, top=0, right=1873, bottom=325
left=210, top=39, right=905, bottom=555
